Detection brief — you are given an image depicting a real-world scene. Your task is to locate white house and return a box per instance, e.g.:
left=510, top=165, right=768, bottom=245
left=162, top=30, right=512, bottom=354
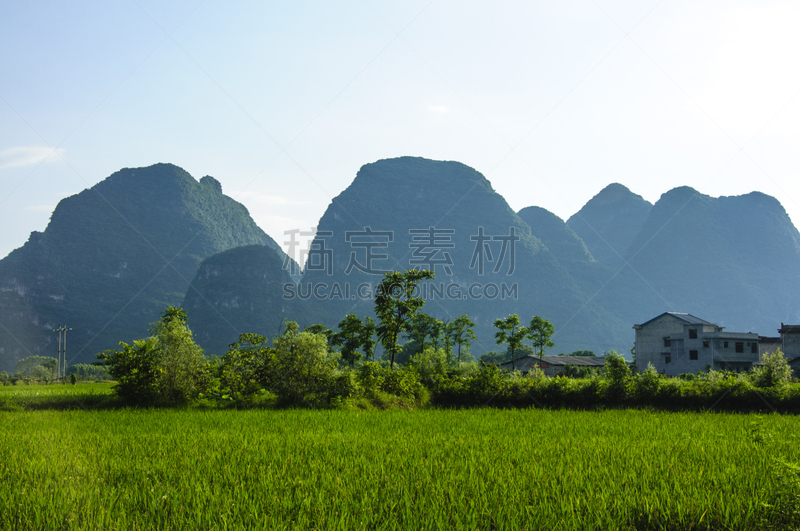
left=633, top=312, right=760, bottom=376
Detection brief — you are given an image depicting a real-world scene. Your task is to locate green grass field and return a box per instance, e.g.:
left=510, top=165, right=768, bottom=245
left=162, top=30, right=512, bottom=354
left=0, top=383, right=798, bottom=530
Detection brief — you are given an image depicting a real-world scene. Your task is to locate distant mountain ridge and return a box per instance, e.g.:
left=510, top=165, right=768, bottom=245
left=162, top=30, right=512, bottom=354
left=2, top=158, right=798, bottom=369
left=188, top=157, right=628, bottom=355
left=0, top=163, right=287, bottom=370
left=567, top=183, right=652, bottom=269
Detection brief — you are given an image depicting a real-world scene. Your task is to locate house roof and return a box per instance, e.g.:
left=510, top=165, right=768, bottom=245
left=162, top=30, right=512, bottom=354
left=499, top=355, right=606, bottom=368
left=634, top=312, right=715, bottom=329
left=779, top=324, right=800, bottom=334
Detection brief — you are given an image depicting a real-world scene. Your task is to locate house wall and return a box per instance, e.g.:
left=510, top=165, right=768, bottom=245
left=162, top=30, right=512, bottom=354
left=634, top=315, right=684, bottom=374
left=636, top=316, right=759, bottom=376
left=782, top=332, right=800, bottom=359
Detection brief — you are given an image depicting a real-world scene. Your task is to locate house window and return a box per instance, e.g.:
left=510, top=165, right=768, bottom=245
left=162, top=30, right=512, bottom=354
left=724, top=341, right=729, bottom=348
left=689, top=329, right=697, bottom=339
left=751, top=343, right=758, bottom=354
left=736, top=342, right=744, bottom=353
left=703, top=341, right=709, bottom=348
left=689, top=350, right=698, bottom=360
left=663, top=338, right=670, bottom=347
left=665, top=355, right=671, bottom=364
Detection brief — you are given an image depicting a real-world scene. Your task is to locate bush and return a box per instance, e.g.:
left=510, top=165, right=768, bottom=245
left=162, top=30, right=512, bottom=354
left=95, top=307, right=210, bottom=405
left=632, top=363, right=661, bottom=402
left=271, top=326, right=343, bottom=406
left=356, top=362, right=385, bottom=397
left=752, top=350, right=792, bottom=388
left=603, top=351, right=631, bottom=402
left=408, top=347, right=448, bottom=388
left=218, top=333, right=276, bottom=399
left=96, top=338, right=161, bottom=404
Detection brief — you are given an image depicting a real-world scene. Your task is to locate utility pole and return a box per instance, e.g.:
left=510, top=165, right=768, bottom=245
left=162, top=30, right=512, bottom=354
left=55, top=325, right=62, bottom=378
left=53, top=325, right=72, bottom=380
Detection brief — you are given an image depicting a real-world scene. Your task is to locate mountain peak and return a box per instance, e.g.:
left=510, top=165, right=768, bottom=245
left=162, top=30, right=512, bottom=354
left=567, top=184, right=652, bottom=267
left=589, top=183, right=645, bottom=206
left=200, top=175, right=223, bottom=193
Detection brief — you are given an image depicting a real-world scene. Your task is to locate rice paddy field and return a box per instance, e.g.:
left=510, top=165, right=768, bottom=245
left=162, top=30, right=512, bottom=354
left=1, top=383, right=799, bottom=530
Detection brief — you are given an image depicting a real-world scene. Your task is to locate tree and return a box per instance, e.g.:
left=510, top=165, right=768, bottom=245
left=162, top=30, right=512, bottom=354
left=96, top=306, right=208, bottom=404
left=333, top=315, right=366, bottom=367
left=96, top=337, right=161, bottom=404
left=604, top=350, right=631, bottom=401
left=407, top=313, right=442, bottom=355
left=14, top=356, right=58, bottom=378
left=752, top=349, right=792, bottom=388
left=493, top=314, right=528, bottom=370
left=151, top=306, right=209, bottom=403
left=219, top=332, right=276, bottom=398
left=374, top=269, right=435, bottom=369
left=360, top=317, right=377, bottom=362
left=560, top=350, right=595, bottom=357
left=305, top=324, right=336, bottom=352
left=447, top=315, right=476, bottom=363
left=528, top=316, right=555, bottom=357
left=271, top=326, right=346, bottom=406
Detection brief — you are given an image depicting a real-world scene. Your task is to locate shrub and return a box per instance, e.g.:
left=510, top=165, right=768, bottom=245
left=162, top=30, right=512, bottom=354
left=603, top=351, right=631, bottom=402
left=356, top=362, right=385, bottom=397
left=382, top=366, right=426, bottom=402
left=752, top=350, right=792, bottom=388
left=96, top=338, right=161, bottom=404
left=632, top=363, right=661, bottom=402
left=409, top=347, right=449, bottom=388
left=271, top=327, right=343, bottom=406
left=95, top=307, right=210, bottom=405
left=218, top=333, right=276, bottom=399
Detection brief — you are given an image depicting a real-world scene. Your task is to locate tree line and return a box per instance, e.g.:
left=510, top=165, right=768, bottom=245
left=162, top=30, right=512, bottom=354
left=88, top=269, right=798, bottom=411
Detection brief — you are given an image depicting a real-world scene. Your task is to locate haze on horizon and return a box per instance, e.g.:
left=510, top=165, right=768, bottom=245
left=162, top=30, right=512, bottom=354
left=2, top=0, right=799, bottom=260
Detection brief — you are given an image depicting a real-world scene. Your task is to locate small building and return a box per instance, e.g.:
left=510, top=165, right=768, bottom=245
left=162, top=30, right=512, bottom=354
left=633, top=312, right=760, bottom=376
left=500, top=355, right=606, bottom=377
left=778, top=324, right=800, bottom=358
left=759, top=336, right=782, bottom=357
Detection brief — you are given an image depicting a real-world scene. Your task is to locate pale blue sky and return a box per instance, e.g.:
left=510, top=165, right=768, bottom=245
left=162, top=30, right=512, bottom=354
left=2, top=0, right=799, bottom=259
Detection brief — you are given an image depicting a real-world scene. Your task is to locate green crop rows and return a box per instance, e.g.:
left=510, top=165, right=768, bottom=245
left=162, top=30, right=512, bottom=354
left=0, top=384, right=798, bottom=530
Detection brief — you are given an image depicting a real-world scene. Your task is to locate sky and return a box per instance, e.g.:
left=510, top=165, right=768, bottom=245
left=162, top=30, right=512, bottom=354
left=2, top=0, right=799, bottom=260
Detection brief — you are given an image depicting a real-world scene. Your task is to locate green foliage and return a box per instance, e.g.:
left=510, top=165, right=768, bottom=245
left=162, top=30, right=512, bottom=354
left=271, top=327, right=345, bottom=407
left=356, top=362, right=386, bottom=397
left=752, top=350, right=792, bottom=388
left=493, top=314, right=528, bottom=367
left=96, top=338, right=161, bottom=404
left=406, top=313, right=443, bottom=355
left=479, top=350, right=508, bottom=365
left=360, top=317, right=377, bottom=362
left=150, top=307, right=209, bottom=403
left=409, top=347, right=449, bottom=388
left=14, top=356, right=57, bottom=379
left=65, top=363, right=109, bottom=381
left=374, top=269, right=436, bottom=369
left=218, top=332, right=275, bottom=399
left=528, top=316, right=555, bottom=357
left=631, top=362, right=661, bottom=402
left=447, top=315, right=476, bottom=363
left=96, top=307, right=209, bottom=404
left=561, top=350, right=595, bottom=357
left=332, top=315, right=367, bottom=366
left=603, top=350, right=631, bottom=401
